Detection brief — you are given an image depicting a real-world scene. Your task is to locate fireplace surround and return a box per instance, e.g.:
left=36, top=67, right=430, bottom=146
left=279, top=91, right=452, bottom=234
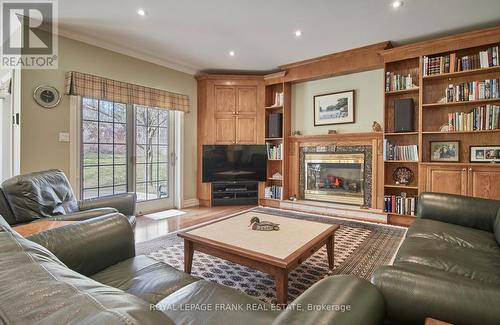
left=304, top=153, right=365, bottom=205
left=299, top=144, right=373, bottom=206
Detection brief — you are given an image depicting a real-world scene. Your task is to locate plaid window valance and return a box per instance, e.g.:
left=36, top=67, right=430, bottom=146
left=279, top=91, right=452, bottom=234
left=65, top=71, right=190, bottom=112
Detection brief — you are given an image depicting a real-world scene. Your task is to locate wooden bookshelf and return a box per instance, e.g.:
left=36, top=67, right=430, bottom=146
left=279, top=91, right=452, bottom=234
left=381, top=39, right=500, bottom=212
left=261, top=82, right=291, bottom=203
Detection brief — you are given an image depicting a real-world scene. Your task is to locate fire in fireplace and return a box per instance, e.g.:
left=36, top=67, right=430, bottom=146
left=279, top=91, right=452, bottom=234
left=304, top=153, right=365, bottom=205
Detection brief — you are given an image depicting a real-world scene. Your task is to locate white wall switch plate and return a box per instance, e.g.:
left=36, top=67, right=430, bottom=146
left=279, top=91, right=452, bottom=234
left=59, top=132, right=70, bottom=142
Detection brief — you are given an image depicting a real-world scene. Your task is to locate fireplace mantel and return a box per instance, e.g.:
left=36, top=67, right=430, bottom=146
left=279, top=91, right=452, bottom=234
left=289, top=132, right=383, bottom=144
left=287, top=132, right=384, bottom=210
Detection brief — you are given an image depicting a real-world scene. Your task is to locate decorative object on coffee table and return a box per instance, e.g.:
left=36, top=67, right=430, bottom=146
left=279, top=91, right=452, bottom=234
left=470, top=145, right=500, bottom=163
left=392, top=166, right=414, bottom=185
left=430, top=141, right=460, bottom=162
left=249, top=217, right=280, bottom=231
left=314, top=90, right=355, bottom=126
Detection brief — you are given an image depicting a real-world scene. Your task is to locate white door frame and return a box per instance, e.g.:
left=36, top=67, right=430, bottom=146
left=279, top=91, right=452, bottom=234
left=69, top=97, right=184, bottom=211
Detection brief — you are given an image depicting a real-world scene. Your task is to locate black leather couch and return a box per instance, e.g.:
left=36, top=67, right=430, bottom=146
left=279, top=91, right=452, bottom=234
left=0, top=213, right=385, bottom=324
left=0, top=169, right=136, bottom=229
left=372, top=192, right=500, bottom=325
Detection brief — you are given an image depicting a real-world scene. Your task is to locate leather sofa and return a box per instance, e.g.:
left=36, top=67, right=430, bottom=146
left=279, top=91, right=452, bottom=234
left=0, top=169, right=136, bottom=229
left=372, top=192, right=500, bottom=325
left=0, top=213, right=385, bottom=325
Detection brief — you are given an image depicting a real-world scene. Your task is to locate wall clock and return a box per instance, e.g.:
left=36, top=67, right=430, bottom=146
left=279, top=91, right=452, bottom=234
left=33, top=85, right=61, bottom=108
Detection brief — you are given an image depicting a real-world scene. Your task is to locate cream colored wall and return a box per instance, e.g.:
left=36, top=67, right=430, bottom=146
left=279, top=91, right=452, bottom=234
left=291, top=69, right=384, bottom=134
left=20, top=35, right=198, bottom=201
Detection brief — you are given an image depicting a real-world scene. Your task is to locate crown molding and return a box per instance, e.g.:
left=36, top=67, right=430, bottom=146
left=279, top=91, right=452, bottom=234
left=57, top=28, right=199, bottom=75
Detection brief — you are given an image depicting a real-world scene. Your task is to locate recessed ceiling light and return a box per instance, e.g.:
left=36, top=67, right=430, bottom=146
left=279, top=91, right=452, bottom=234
left=295, top=30, right=302, bottom=37
left=137, top=8, right=146, bottom=16
left=229, top=51, right=235, bottom=57
left=392, top=1, right=403, bottom=8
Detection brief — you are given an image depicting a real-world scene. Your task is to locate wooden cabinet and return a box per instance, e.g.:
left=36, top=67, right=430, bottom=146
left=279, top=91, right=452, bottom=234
left=468, top=166, right=500, bottom=200
left=214, top=116, right=257, bottom=144
left=214, top=117, right=236, bottom=144
left=236, top=116, right=257, bottom=143
left=237, top=87, right=257, bottom=114
left=197, top=75, right=265, bottom=206
left=421, top=164, right=500, bottom=200
left=215, top=86, right=236, bottom=115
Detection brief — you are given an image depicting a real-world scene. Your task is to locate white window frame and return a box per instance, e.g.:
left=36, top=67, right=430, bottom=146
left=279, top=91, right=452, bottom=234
left=69, top=96, right=184, bottom=209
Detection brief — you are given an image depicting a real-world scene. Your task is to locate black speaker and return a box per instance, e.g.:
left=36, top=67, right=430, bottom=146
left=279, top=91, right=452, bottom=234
left=394, top=98, right=414, bottom=132
left=268, top=113, right=282, bottom=138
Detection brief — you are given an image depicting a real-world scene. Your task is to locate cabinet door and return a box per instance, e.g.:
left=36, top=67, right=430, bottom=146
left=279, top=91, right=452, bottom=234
left=215, top=86, right=236, bottom=115
left=425, top=165, right=467, bottom=195
left=236, top=116, right=257, bottom=144
left=468, top=167, right=500, bottom=200
left=237, top=86, right=257, bottom=115
left=215, top=117, right=236, bottom=144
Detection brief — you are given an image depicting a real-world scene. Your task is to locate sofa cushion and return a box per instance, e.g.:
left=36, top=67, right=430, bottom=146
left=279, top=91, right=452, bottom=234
left=394, top=236, right=500, bottom=285
left=0, top=221, right=173, bottom=324
left=157, top=280, right=279, bottom=325
left=2, top=169, right=79, bottom=223
left=92, top=255, right=199, bottom=304
left=407, top=218, right=499, bottom=253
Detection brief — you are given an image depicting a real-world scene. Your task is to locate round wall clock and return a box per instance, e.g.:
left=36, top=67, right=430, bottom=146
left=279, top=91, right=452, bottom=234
left=33, top=85, right=61, bottom=108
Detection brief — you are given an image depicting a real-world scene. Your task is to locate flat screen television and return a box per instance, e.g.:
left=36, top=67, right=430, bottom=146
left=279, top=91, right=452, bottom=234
left=202, top=145, right=267, bottom=182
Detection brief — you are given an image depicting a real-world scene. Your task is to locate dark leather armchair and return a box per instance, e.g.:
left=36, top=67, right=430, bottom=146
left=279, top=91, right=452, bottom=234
left=0, top=169, right=136, bottom=229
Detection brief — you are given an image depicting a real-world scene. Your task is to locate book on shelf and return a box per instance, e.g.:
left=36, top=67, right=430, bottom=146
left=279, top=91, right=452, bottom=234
left=383, top=140, right=419, bottom=161
left=269, top=92, right=284, bottom=107
left=444, top=78, right=499, bottom=103
left=384, top=194, right=418, bottom=216
left=423, top=45, right=499, bottom=76
left=264, top=186, right=282, bottom=200
left=446, top=105, right=500, bottom=131
left=385, top=72, right=416, bottom=92
left=456, top=45, right=499, bottom=71
left=266, top=143, right=283, bottom=160
left=423, top=53, right=454, bottom=76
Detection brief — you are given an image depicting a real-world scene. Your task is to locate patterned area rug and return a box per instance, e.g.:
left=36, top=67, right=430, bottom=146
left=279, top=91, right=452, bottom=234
left=137, top=207, right=406, bottom=304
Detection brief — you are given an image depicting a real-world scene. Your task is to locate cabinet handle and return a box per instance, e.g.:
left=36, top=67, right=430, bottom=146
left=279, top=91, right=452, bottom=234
left=462, top=168, right=466, bottom=171
left=468, top=168, right=472, bottom=171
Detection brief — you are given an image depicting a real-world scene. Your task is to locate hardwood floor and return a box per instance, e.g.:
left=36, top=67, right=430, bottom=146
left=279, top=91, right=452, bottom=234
left=135, top=205, right=255, bottom=243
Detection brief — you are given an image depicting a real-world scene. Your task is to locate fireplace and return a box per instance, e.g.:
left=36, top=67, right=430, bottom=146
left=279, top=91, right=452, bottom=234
left=303, top=153, right=365, bottom=205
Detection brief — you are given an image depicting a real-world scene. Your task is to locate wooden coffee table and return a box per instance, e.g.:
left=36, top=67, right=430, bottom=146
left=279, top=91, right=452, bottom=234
left=178, top=211, right=340, bottom=305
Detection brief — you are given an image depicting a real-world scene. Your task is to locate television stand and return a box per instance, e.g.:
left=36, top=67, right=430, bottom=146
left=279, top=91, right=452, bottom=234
left=211, top=181, right=259, bottom=206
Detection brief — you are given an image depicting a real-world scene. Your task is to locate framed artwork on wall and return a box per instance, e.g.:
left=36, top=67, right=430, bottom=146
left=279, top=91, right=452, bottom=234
left=430, top=141, right=460, bottom=162
left=470, top=146, right=500, bottom=163
left=313, top=90, right=355, bottom=126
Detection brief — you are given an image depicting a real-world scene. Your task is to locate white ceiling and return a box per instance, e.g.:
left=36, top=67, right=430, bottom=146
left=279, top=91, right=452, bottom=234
left=58, top=0, right=500, bottom=74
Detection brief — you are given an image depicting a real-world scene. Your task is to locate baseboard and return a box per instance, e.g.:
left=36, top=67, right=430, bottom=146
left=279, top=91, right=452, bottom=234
left=183, top=198, right=200, bottom=208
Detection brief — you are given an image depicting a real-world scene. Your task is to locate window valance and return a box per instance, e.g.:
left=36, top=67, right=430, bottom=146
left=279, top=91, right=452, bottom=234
left=65, top=71, right=190, bottom=112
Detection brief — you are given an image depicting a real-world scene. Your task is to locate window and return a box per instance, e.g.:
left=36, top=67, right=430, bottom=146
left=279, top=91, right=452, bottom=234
left=135, top=106, right=170, bottom=201
left=80, top=97, right=174, bottom=205
left=81, top=98, right=128, bottom=199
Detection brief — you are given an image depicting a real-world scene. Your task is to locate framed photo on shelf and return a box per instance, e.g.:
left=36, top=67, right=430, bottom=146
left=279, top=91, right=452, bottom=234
left=430, top=141, right=460, bottom=162
left=470, top=146, right=500, bottom=163
left=313, top=90, right=354, bottom=126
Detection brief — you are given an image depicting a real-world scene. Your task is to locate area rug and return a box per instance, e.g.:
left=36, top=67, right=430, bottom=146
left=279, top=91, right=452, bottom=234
left=137, top=207, right=406, bottom=304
